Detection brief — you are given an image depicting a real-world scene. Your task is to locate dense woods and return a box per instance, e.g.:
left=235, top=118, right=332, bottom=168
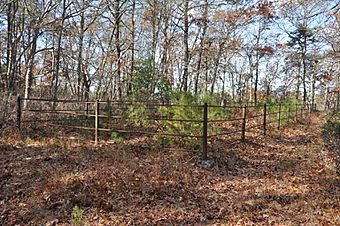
left=0, top=0, right=339, bottom=106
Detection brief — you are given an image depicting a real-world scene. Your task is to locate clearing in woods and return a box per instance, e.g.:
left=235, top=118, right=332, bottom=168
left=0, top=114, right=339, bottom=225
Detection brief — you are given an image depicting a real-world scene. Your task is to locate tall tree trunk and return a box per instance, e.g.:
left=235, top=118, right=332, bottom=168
left=159, top=1, right=172, bottom=99
left=221, top=64, right=227, bottom=102
left=205, top=53, right=209, bottom=93
left=127, top=0, right=135, bottom=96
left=114, top=0, right=122, bottom=99
left=150, top=0, right=158, bottom=72
left=253, top=26, right=261, bottom=105
left=302, top=57, right=307, bottom=104
left=311, top=72, right=316, bottom=110
left=231, top=72, right=235, bottom=101
left=77, top=10, right=85, bottom=99
left=24, top=29, right=39, bottom=107
left=52, top=0, right=66, bottom=100
left=194, top=0, right=208, bottom=95
left=247, top=52, right=253, bottom=102
left=5, top=1, right=12, bottom=92
left=210, top=42, right=224, bottom=94
left=149, top=0, right=161, bottom=95
left=6, top=1, right=18, bottom=92
left=254, top=52, right=259, bottom=105
left=296, top=61, right=301, bottom=101
left=302, top=33, right=308, bottom=105
left=181, top=0, right=189, bottom=92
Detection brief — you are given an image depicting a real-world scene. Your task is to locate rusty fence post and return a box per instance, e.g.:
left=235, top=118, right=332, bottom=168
left=202, top=103, right=208, bottom=160
left=277, top=103, right=281, bottom=130
left=17, top=95, right=21, bottom=130
left=86, top=102, right=89, bottom=115
left=107, top=98, right=111, bottom=132
left=295, top=103, right=298, bottom=122
left=85, top=102, right=90, bottom=127
left=306, top=104, right=309, bottom=117
left=223, top=99, right=227, bottom=108
left=241, top=105, right=247, bottom=141
left=95, top=100, right=99, bottom=145
left=263, top=103, right=267, bottom=136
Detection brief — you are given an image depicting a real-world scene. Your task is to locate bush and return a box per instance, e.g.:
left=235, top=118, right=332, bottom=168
left=156, top=92, right=229, bottom=147
left=127, top=104, right=150, bottom=127
left=322, top=111, right=340, bottom=174
left=322, top=112, right=340, bottom=142
left=157, top=92, right=202, bottom=146
left=267, top=98, right=299, bottom=125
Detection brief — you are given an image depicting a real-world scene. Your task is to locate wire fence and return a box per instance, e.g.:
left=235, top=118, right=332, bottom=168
left=17, top=96, right=316, bottom=159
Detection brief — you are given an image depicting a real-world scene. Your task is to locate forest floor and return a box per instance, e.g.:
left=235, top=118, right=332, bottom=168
left=0, top=114, right=339, bottom=225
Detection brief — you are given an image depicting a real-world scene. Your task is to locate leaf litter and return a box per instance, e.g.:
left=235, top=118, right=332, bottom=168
left=0, top=114, right=339, bottom=225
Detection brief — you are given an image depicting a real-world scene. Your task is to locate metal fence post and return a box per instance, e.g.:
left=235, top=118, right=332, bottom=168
left=223, top=99, right=227, bottom=108
left=241, top=105, right=247, bottom=141
left=263, top=103, right=267, bottom=136
left=295, top=103, right=298, bottom=121
left=278, top=103, right=281, bottom=130
left=202, top=103, right=208, bottom=160
left=107, top=98, right=111, bottom=132
left=86, top=102, right=89, bottom=115
left=17, top=95, right=21, bottom=130
left=306, top=104, right=309, bottom=117
left=95, top=100, right=99, bottom=145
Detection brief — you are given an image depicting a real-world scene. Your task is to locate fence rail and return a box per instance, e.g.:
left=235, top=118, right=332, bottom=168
left=17, top=96, right=316, bottom=159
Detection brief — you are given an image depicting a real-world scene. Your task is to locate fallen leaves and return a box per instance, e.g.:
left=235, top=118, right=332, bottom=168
left=0, top=114, right=339, bottom=225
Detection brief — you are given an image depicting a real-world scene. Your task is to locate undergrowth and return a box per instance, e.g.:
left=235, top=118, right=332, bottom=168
left=156, top=92, right=228, bottom=147
left=71, top=205, right=85, bottom=226
left=322, top=111, right=340, bottom=141
left=321, top=111, right=339, bottom=174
